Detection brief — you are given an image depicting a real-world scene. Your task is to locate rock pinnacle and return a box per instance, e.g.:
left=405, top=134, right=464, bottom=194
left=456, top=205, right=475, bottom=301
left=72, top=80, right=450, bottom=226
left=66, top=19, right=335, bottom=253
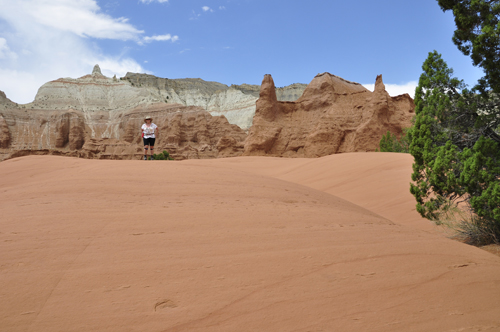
left=92, top=64, right=102, bottom=76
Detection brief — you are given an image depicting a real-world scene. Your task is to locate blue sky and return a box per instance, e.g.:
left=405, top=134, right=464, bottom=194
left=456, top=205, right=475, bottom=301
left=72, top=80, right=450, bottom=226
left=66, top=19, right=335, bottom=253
left=0, top=0, right=485, bottom=104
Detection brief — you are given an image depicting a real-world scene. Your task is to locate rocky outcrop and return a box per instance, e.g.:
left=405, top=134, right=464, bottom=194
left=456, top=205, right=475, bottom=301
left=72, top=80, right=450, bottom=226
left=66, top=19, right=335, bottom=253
left=122, top=73, right=307, bottom=130
left=29, top=68, right=161, bottom=115
left=0, top=114, right=11, bottom=148
left=0, top=68, right=247, bottom=161
left=0, top=103, right=246, bottom=161
left=54, top=111, right=86, bottom=150
left=92, top=64, right=103, bottom=75
left=230, top=82, right=308, bottom=101
left=243, top=73, right=414, bottom=157
left=0, top=90, right=16, bottom=109
left=0, top=69, right=415, bottom=162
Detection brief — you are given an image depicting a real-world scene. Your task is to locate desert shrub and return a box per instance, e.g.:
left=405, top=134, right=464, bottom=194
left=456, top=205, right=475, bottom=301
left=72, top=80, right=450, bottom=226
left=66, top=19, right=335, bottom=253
left=438, top=203, right=500, bottom=246
left=377, top=129, right=410, bottom=153
left=153, top=150, right=174, bottom=160
left=454, top=216, right=500, bottom=246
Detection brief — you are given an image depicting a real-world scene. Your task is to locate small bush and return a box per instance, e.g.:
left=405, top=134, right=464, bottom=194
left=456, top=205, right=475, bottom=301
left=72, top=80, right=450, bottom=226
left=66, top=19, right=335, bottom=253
left=454, top=217, right=500, bottom=246
left=153, top=150, right=174, bottom=160
left=440, top=205, right=500, bottom=246
left=377, top=129, right=410, bottom=153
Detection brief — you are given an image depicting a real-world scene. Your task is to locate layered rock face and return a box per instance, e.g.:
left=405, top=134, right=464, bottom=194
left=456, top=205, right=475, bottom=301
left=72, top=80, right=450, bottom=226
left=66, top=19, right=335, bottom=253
left=123, top=73, right=306, bottom=130
left=243, top=73, right=414, bottom=157
left=0, top=66, right=247, bottom=161
left=0, top=67, right=415, bottom=161
left=29, top=67, right=305, bottom=132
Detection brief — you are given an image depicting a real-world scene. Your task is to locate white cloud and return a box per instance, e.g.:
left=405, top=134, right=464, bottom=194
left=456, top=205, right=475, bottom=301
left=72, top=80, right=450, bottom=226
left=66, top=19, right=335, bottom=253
left=191, top=5, right=215, bottom=19
left=219, top=6, right=226, bottom=10
left=190, top=10, right=202, bottom=20
left=0, top=0, right=151, bottom=104
left=94, top=57, right=148, bottom=78
left=0, top=0, right=144, bottom=41
left=0, top=38, right=17, bottom=60
left=143, top=34, right=179, bottom=43
left=362, top=81, right=418, bottom=98
left=0, top=68, right=39, bottom=104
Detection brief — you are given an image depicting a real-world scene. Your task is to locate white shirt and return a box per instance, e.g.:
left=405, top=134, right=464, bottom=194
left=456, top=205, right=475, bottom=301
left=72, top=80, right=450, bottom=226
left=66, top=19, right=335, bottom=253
left=142, top=123, right=157, bottom=138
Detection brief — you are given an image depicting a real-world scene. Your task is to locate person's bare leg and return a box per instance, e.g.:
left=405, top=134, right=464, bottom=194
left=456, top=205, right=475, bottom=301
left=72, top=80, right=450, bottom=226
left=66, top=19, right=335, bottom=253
left=144, top=145, right=149, bottom=160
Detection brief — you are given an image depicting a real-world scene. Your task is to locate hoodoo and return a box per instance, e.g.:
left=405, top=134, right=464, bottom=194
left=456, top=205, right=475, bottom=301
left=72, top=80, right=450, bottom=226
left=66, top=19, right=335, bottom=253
left=243, top=73, right=414, bottom=157
left=0, top=69, right=415, bottom=161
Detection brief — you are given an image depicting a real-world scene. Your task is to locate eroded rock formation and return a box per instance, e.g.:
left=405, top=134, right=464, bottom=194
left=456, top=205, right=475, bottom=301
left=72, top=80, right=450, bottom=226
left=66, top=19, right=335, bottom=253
left=0, top=69, right=415, bottom=162
left=243, top=73, right=414, bottom=157
left=122, top=73, right=307, bottom=130
left=0, top=67, right=247, bottom=161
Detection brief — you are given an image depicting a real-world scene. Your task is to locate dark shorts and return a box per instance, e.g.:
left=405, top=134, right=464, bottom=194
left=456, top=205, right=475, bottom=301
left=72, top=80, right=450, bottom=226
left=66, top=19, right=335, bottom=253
left=143, top=137, right=156, bottom=146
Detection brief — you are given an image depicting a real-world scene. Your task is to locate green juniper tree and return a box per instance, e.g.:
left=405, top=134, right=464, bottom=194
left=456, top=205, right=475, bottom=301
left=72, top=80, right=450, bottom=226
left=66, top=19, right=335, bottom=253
left=410, top=0, right=500, bottom=244
left=409, top=51, right=465, bottom=219
left=410, top=49, right=500, bottom=244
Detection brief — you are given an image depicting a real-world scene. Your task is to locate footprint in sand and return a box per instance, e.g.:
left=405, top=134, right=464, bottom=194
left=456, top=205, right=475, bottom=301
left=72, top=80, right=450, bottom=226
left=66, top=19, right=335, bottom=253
left=154, top=299, right=177, bottom=311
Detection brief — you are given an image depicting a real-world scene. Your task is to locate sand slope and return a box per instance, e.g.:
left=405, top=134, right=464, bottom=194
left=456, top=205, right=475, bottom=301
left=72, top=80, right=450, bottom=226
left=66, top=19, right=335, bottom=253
left=199, top=153, right=436, bottom=232
left=1, top=154, right=499, bottom=332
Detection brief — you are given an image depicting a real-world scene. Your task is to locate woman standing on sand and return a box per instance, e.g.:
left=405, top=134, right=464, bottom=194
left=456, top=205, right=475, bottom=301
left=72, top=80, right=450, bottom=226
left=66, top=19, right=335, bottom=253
left=141, top=116, right=158, bottom=160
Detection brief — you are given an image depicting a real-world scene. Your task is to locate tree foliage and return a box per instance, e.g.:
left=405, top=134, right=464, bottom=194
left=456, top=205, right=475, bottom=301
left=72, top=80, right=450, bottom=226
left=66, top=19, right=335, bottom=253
left=438, top=0, right=500, bottom=94
left=409, top=50, right=500, bottom=245
left=437, top=0, right=500, bottom=144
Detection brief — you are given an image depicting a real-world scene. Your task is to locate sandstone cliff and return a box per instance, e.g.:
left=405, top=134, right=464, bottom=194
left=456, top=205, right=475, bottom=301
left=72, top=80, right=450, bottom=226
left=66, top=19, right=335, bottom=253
left=0, top=66, right=247, bottom=161
left=243, top=73, right=414, bottom=157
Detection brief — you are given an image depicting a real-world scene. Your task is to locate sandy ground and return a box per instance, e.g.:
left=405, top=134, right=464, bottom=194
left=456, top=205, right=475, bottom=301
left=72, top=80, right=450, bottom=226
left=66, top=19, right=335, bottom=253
left=1, top=153, right=499, bottom=332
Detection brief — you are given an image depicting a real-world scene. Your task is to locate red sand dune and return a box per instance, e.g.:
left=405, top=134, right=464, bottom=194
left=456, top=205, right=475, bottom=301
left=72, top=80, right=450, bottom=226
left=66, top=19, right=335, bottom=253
left=1, top=153, right=499, bottom=332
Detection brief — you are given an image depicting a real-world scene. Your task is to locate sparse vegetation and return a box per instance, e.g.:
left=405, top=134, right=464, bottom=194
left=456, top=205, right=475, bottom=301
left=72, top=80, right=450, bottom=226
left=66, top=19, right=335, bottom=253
left=152, top=150, right=174, bottom=160
left=436, top=201, right=500, bottom=245
left=377, top=128, right=410, bottom=153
